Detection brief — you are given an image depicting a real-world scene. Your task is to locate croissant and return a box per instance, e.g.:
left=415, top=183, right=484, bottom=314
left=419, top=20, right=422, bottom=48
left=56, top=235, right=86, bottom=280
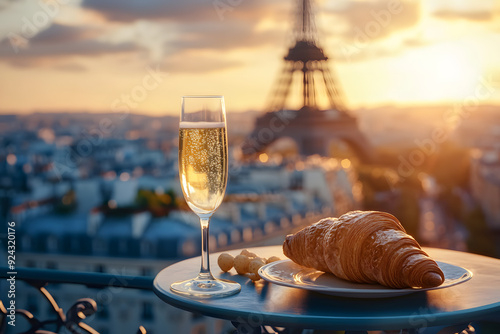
left=283, top=211, right=445, bottom=288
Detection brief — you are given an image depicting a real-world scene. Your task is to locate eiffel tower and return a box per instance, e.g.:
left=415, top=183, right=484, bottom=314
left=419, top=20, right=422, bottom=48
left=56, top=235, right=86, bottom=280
left=242, top=0, right=373, bottom=162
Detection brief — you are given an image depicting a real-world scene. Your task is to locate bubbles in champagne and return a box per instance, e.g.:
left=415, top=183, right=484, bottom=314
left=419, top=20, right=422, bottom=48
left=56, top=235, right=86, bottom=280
left=179, top=126, right=228, bottom=214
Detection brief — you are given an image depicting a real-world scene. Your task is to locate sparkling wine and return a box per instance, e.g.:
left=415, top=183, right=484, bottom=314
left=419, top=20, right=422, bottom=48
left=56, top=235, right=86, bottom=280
left=179, top=122, right=228, bottom=215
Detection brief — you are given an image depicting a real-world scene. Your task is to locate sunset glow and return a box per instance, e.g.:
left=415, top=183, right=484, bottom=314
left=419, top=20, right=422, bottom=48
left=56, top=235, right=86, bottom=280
left=0, top=0, right=499, bottom=114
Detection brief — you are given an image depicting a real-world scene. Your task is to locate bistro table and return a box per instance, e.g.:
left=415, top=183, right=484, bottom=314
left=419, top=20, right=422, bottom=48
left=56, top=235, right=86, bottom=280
left=154, top=246, right=500, bottom=333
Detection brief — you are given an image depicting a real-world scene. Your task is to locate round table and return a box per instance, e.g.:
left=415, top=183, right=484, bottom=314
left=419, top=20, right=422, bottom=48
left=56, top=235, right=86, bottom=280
left=153, top=246, right=500, bottom=332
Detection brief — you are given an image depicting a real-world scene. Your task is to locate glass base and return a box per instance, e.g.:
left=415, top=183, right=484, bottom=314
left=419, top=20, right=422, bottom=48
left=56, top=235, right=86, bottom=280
left=170, top=277, right=241, bottom=298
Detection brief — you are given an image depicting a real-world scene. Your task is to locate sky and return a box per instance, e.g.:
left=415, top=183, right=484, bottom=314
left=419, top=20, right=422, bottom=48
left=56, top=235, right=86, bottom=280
left=0, top=0, right=499, bottom=115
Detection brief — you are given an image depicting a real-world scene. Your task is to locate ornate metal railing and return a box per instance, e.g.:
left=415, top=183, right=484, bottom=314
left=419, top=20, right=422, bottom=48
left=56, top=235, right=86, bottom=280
left=0, top=267, right=151, bottom=334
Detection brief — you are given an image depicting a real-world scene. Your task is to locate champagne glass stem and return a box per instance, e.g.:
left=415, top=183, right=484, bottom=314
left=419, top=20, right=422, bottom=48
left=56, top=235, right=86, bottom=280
left=198, top=216, right=215, bottom=281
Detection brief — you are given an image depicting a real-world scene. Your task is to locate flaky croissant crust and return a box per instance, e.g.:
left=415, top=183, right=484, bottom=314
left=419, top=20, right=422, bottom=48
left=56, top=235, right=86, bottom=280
left=283, top=210, right=445, bottom=288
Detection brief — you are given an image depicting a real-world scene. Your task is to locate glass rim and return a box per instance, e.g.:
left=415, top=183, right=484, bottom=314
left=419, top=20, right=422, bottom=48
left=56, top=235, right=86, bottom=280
left=182, top=95, right=224, bottom=99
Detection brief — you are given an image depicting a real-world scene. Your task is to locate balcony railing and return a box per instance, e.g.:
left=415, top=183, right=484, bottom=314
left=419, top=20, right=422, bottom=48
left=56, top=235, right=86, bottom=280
left=1, top=267, right=151, bottom=334
left=1, top=266, right=292, bottom=334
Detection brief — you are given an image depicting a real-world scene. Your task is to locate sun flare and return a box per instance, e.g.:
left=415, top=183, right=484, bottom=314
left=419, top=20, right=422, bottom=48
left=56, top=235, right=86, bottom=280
left=422, top=46, right=480, bottom=100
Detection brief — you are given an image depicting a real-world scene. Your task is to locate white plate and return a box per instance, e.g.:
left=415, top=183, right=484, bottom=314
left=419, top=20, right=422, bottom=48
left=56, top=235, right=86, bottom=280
left=258, top=260, right=472, bottom=298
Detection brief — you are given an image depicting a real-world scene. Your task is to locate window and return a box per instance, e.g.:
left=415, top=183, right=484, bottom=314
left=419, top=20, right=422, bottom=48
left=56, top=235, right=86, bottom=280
left=140, top=241, right=152, bottom=257
left=93, top=238, right=107, bottom=255
left=118, top=240, right=127, bottom=255
left=47, top=235, right=58, bottom=253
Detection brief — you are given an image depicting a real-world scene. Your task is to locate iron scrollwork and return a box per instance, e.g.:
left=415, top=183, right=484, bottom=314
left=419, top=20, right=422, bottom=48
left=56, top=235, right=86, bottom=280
left=0, top=280, right=146, bottom=334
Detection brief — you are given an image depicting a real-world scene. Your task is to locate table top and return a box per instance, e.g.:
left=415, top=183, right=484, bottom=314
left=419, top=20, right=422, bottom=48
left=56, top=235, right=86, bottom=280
left=153, top=246, right=500, bottom=331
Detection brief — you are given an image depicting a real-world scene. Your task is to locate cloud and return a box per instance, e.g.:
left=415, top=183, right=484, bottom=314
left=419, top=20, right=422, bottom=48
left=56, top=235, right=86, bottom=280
left=0, top=23, right=140, bottom=65
left=324, top=0, right=421, bottom=40
left=81, top=0, right=213, bottom=22
left=319, top=0, right=424, bottom=63
left=169, top=21, right=283, bottom=52
left=81, top=0, right=287, bottom=23
left=401, top=34, right=429, bottom=48
left=78, top=0, right=289, bottom=71
left=0, top=0, right=15, bottom=10
left=0, top=0, right=303, bottom=73
left=30, top=23, right=98, bottom=44
left=429, top=0, right=498, bottom=21
left=79, top=0, right=289, bottom=52
left=330, top=27, right=434, bottom=63
left=332, top=41, right=403, bottom=63
left=161, top=51, right=243, bottom=73
left=51, top=62, right=87, bottom=71
left=432, top=10, right=495, bottom=21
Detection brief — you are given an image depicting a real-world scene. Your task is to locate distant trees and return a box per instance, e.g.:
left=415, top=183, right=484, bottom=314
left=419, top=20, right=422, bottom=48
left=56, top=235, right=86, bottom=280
left=135, top=188, right=178, bottom=217
left=101, top=188, right=178, bottom=217
left=54, top=189, right=77, bottom=214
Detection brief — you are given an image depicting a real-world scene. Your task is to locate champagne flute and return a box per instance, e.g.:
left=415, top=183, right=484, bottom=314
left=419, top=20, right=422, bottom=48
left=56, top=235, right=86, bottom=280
left=171, top=96, right=241, bottom=298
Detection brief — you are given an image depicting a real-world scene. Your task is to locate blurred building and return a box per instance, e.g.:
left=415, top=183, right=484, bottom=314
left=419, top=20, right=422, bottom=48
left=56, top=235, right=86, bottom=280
left=470, top=150, right=500, bottom=230
left=454, top=105, right=500, bottom=150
